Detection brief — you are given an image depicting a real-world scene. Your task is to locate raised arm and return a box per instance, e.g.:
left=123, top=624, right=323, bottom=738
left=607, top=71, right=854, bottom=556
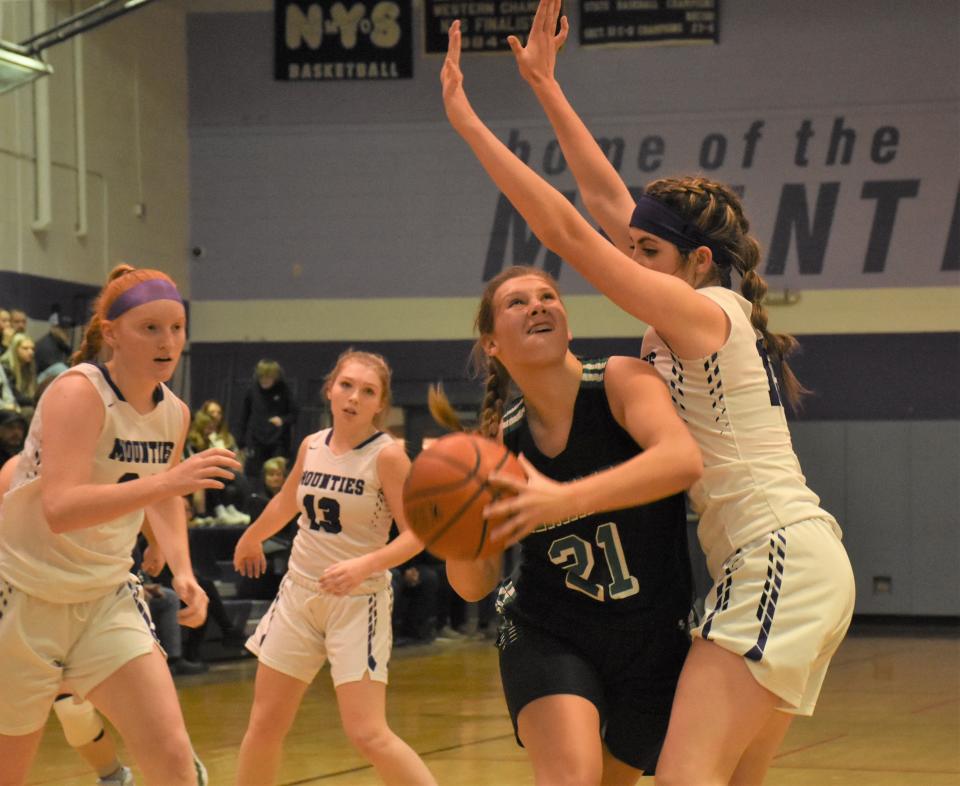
left=508, top=0, right=635, bottom=253
left=441, top=23, right=725, bottom=357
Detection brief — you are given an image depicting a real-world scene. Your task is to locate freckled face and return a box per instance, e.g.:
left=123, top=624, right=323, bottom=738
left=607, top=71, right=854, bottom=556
left=103, top=299, right=186, bottom=383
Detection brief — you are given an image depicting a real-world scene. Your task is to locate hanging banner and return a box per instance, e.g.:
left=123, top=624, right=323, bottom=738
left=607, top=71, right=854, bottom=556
left=423, top=0, right=539, bottom=54
left=579, top=0, right=718, bottom=47
left=275, top=0, right=413, bottom=80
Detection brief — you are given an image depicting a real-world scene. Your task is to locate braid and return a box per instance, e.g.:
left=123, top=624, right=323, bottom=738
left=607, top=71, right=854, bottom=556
left=477, top=362, right=510, bottom=438
left=647, top=176, right=810, bottom=410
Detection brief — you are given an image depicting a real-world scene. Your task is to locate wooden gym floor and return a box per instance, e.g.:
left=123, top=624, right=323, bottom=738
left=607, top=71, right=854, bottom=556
left=26, top=623, right=960, bottom=785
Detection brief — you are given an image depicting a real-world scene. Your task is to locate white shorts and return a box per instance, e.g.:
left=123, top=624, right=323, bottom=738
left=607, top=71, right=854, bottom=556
left=246, top=570, right=393, bottom=687
left=693, top=518, right=855, bottom=715
left=0, top=575, right=158, bottom=735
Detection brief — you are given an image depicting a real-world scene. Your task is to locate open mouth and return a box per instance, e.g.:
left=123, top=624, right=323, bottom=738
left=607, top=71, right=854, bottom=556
left=526, top=324, right=553, bottom=335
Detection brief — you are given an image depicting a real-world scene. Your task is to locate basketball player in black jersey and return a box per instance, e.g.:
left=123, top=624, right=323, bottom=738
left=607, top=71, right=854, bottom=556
left=433, top=267, right=702, bottom=785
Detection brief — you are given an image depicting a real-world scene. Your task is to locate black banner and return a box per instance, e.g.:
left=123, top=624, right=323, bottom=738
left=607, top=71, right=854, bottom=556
left=275, top=0, right=413, bottom=81
left=579, top=0, right=717, bottom=47
left=423, top=0, right=539, bottom=54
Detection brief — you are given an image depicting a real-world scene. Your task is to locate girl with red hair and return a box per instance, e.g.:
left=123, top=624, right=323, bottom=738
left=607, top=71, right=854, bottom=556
left=0, top=264, right=241, bottom=786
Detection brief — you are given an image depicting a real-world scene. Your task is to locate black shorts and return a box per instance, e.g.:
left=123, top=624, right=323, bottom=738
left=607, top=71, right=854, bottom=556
left=497, top=611, right=689, bottom=772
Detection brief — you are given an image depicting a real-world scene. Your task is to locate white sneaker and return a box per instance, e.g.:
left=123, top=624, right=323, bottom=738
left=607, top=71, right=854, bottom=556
left=213, top=504, right=232, bottom=524
left=98, top=765, right=134, bottom=785
left=193, top=752, right=208, bottom=786
left=225, top=504, right=251, bottom=526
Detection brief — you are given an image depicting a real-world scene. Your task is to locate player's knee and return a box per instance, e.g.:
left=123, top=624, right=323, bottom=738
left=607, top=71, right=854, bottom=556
left=52, top=695, right=103, bottom=748
left=342, top=720, right=393, bottom=758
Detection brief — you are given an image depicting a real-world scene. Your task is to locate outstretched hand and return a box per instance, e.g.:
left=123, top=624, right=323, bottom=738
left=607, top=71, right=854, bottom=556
left=440, top=20, right=477, bottom=131
left=484, top=454, right=575, bottom=547
left=507, top=0, right=568, bottom=86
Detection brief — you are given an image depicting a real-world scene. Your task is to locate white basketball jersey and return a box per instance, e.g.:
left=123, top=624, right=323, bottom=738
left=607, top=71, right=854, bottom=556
left=0, top=363, right=183, bottom=602
left=288, top=429, right=395, bottom=593
left=641, top=287, right=839, bottom=578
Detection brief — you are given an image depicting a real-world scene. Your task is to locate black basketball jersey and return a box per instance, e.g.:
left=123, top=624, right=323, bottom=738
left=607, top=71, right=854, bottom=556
left=501, top=358, right=693, bottom=632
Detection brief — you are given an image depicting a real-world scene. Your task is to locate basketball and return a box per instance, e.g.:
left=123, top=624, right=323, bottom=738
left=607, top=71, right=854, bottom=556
left=403, top=432, right=526, bottom=560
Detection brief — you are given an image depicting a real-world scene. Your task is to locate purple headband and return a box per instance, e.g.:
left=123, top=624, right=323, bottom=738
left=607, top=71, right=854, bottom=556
left=106, top=278, right=183, bottom=320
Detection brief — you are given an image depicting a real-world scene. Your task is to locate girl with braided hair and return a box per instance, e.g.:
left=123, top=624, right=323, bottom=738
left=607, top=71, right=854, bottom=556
left=0, top=264, right=240, bottom=785
left=439, top=266, right=702, bottom=785
left=443, top=6, right=856, bottom=783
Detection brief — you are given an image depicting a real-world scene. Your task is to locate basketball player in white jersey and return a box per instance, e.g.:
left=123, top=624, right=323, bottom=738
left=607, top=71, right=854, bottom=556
left=0, top=265, right=241, bottom=786
left=233, top=350, right=436, bottom=786
left=442, top=14, right=855, bottom=785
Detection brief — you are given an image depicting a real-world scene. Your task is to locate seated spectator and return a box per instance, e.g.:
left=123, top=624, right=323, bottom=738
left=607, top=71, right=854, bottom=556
left=392, top=554, right=442, bottom=646
left=0, top=308, right=11, bottom=352
left=0, top=333, right=38, bottom=415
left=0, top=363, right=16, bottom=412
left=9, top=308, right=27, bottom=335
left=201, top=399, right=238, bottom=451
left=34, top=313, right=75, bottom=375
left=135, top=536, right=207, bottom=676
left=0, top=409, right=26, bottom=466
left=239, top=359, right=298, bottom=478
left=247, top=456, right=297, bottom=541
left=187, top=410, right=250, bottom=525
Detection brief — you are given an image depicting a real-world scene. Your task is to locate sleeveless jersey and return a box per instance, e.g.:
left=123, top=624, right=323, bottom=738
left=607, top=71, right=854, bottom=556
left=287, top=428, right=395, bottom=593
left=501, top=358, right=692, bottom=632
left=641, top=287, right=839, bottom=578
left=0, top=363, right=183, bottom=602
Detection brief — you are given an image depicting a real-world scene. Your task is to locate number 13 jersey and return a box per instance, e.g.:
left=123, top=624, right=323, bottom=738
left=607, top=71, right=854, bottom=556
left=288, top=428, right=395, bottom=593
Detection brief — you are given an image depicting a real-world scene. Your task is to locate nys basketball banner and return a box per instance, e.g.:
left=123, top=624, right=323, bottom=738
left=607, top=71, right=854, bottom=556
left=275, top=0, right=413, bottom=80
left=579, top=0, right=718, bottom=48
left=423, top=0, right=538, bottom=54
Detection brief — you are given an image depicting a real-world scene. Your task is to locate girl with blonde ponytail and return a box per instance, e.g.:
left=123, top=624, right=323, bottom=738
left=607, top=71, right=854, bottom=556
left=442, top=266, right=702, bottom=783
left=0, top=263, right=241, bottom=786
left=443, top=5, right=855, bottom=784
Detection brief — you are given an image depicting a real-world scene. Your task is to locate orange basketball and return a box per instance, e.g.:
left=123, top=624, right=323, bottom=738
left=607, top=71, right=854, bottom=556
left=403, top=432, right=525, bottom=560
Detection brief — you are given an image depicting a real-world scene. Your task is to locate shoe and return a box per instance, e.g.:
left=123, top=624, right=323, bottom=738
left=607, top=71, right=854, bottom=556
left=225, top=504, right=251, bottom=526
left=436, top=625, right=466, bottom=640
left=98, top=765, right=134, bottom=785
left=193, top=752, right=208, bottom=786
left=169, top=657, right=209, bottom=676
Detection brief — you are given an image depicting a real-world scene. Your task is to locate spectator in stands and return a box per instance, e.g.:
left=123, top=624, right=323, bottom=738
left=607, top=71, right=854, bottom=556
left=0, top=409, right=26, bottom=466
left=9, top=308, right=27, bottom=335
left=0, top=363, right=16, bottom=412
left=201, top=399, right=238, bottom=451
left=392, top=552, right=441, bottom=646
left=0, top=333, right=38, bottom=414
left=0, top=309, right=12, bottom=352
left=239, top=359, right=298, bottom=479
left=187, top=410, right=249, bottom=526
left=34, top=313, right=75, bottom=376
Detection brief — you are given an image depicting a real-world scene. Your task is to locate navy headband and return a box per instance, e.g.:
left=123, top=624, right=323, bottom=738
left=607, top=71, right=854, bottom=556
left=630, top=194, right=732, bottom=287
left=106, top=278, right=183, bottom=320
